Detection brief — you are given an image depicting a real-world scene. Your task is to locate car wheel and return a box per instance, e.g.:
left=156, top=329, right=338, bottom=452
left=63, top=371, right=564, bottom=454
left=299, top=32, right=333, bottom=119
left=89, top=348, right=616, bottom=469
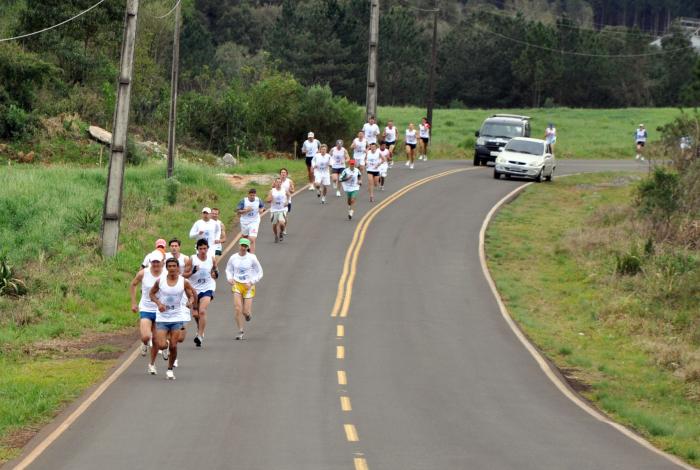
left=545, top=167, right=554, bottom=182
left=473, top=155, right=480, bottom=166
left=534, top=169, right=543, bottom=183
left=493, top=170, right=500, bottom=179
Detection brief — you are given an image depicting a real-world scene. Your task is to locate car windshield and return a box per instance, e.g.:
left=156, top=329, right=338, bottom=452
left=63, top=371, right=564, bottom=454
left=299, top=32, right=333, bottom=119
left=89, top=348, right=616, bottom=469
left=480, top=122, right=523, bottom=138
left=505, top=140, right=544, bottom=156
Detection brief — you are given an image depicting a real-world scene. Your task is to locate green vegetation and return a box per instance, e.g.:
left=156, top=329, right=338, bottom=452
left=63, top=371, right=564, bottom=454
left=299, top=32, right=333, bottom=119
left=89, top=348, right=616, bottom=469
left=486, top=173, right=699, bottom=465
left=378, top=106, right=684, bottom=159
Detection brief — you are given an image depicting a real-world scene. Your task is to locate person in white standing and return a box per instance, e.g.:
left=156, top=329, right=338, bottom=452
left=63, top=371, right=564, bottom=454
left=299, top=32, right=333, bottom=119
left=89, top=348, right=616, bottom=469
left=279, top=168, right=295, bottom=235
left=226, top=238, right=263, bottom=341
left=635, top=124, right=647, bottom=161
left=186, top=238, right=218, bottom=348
left=351, top=130, right=368, bottom=177
left=365, top=142, right=386, bottom=203
left=363, top=116, right=381, bottom=145
left=211, top=207, right=226, bottom=260
left=267, top=178, right=289, bottom=243
left=188, top=207, right=220, bottom=251
left=130, top=251, right=164, bottom=375
left=340, top=159, right=362, bottom=220
left=150, top=258, right=197, bottom=380
left=418, top=117, right=431, bottom=161
left=405, top=123, right=418, bottom=169
left=302, top=132, right=321, bottom=190
left=382, top=120, right=398, bottom=166
left=312, top=144, right=332, bottom=204
left=544, top=123, right=557, bottom=155
left=330, top=140, right=349, bottom=197
left=236, top=188, right=265, bottom=254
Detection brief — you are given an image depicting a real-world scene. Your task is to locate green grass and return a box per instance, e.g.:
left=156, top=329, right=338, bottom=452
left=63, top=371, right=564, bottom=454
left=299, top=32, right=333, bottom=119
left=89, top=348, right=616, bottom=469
left=377, top=106, right=685, bottom=160
left=486, top=173, right=700, bottom=466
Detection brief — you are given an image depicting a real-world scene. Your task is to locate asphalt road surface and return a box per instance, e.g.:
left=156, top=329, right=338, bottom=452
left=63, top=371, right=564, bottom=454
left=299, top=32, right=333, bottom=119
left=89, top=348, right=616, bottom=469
left=17, top=159, right=686, bottom=470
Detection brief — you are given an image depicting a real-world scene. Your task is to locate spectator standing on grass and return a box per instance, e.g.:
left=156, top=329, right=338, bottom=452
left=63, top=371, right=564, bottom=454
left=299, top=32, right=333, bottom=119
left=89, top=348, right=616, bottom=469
left=544, top=123, right=557, bottom=155
left=635, top=124, right=647, bottom=161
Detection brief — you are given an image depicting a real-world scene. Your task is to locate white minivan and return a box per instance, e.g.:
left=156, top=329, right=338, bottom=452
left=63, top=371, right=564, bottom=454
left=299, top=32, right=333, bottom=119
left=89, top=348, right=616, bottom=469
left=493, top=137, right=556, bottom=182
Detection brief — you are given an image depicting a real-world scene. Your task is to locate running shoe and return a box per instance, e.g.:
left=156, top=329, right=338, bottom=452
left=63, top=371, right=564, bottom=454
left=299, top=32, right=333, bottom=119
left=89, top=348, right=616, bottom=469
left=317, top=190, right=321, bottom=198
left=274, top=235, right=279, bottom=243
left=405, top=161, right=410, bottom=167
left=321, top=197, right=326, bottom=204
left=162, top=340, right=170, bottom=360
left=140, top=343, right=148, bottom=356
left=283, top=229, right=287, bottom=235
left=380, top=186, right=385, bottom=191
left=147, top=364, right=157, bottom=375
left=148, top=338, right=153, bottom=348
left=410, top=163, right=415, bottom=169
left=390, top=161, right=394, bottom=167
left=173, top=359, right=178, bottom=368
left=279, top=233, right=284, bottom=241
left=194, top=335, right=202, bottom=348
left=236, top=330, right=245, bottom=340
left=308, top=185, right=314, bottom=191
left=336, top=190, right=341, bottom=197
left=418, top=155, right=423, bottom=161
left=244, top=314, right=252, bottom=322
left=166, top=369, right=175, bottom=380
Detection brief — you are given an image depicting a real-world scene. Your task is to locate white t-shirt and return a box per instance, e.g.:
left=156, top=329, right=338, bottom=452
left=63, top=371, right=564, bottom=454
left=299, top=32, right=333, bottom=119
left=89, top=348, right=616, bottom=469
left=238, top=197, right=264, bottom=224
left=302, top=139, right=320, bottom=159
left=405, top=129, right=417, bottom=145
left=189, top=219, right=220, bottom=248
left=312, top=153, right=331, bottom=173
left=363, top=123, right=380, bottom=144
left=165, top=252, right=188, bottom=275
left=384, top=126, right=397, bottom=143
left=366, top=149, right=382, bottom=172
left=280, top=178, right=293, bottom=201
left=155, top=275, right=190, bottom=323
left=190, top=253, right=216, bottom=293
left=419, top=123, right=431, bottom=139
left=545, top=127, right=557, bottom=144
left=340, top=168, right=361, bottom=192
left=138, top=268, right=161, bottom=313
left=352, top=138, right=367, bottom=157
left=225, top=253, right=263, bottom=284
left=635, top=129, right=647, bottom=143
left=270, top=188, right=288, bottom=212
left=331, top=147, right=347, bottom=169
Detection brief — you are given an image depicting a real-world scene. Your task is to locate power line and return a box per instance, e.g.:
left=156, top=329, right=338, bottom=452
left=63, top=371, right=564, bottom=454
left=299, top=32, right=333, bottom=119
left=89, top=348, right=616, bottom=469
left=472, top=22, right=697, bottom=58
left=0, top=0, right=108, bottom=43
left=154, top=0, right=182, bottom=19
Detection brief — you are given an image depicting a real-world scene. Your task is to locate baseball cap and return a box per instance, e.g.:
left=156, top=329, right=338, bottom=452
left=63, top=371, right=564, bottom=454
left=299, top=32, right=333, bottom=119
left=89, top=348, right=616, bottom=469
left=202, top=207, right=211, bottom=213
left=308, top=132, right=314, bottom=138
left=348, top=159, right=356, bottom=165
left=239, top=238, right=251, bottom=247
left=639, top=123, right=645, bottom=127
left=155, top=238, right=166, bottom=249
left=147, top=250, right=165, bottom=264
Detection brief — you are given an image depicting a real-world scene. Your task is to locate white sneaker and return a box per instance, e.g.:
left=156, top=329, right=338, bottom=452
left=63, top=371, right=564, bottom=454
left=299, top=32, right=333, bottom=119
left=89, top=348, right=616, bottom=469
left=640, top=156, right=645, bottom=161
left=390, top=161, right=394, bottom=167
left=405, top=161, right=410, bottom=167
left=283, top=229, right=287, bottom=235
left=635, top=154, right=640, bottom=160
left=236, top=330, right=245, bottom=340
left=321, top=196, right=326, bottom=204
left=140, top=343, right=148, bottom=356
left=147, top=338, right=152, bottom=348
left=166, top=369, right=175, bottom=380
left=423, top=155, right=428, bottom=161
left=336, top=190, right=341, bottom=197
left=147, top=364, right=157, bottom=375
left=308, top=185, right=314, bottom=191
left=162, top=340, right=170, bottom=361
left=410, top=163, right=414, bottom=169
left=418, top=155, right=423, bottom=161
left=173, top=359, right=178, bottom=368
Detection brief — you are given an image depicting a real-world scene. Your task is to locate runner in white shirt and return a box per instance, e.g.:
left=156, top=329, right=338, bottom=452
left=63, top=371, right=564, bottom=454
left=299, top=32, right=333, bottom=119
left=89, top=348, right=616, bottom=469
left=266, top=178, right=289, bottom=243
left=635, top=124, right=647, bottom=161
left=418, top=117, right=431, bottom=161
left=382, top=120, right=398, bottom=166
left=279, top=168, right=295, bottom=236
left=210, top=208, right=226, bottom=260
left=226, top=238, right=263, bottom=340
left=302, top=132, right=321, bottom=190
left=362, top=116, right=381, bottom=145
left=378, top=142, right=390, bottom=191
left=351, top=131, right=368, bottom=174
left=141, top=239, right=167, bottom=270
left=150, top=258, right=197, bottom=380
left=340, top=159, right=362, bottom=220
left=405, top=123, right=418, bottom=169
left=188, top=207, right=220, bottom=251
left=236, top=188, right=265, bottom=254
left=129, top=252, right=164, bottom=375
left=312, top=144, right=332, bottom=204
left=185, top=239, right=218, bottom=348
left=330, top=140, right=349, bottom=197
left=365, top=142, right=386, bottom=203
left=166, top=238, right=192, bottom=364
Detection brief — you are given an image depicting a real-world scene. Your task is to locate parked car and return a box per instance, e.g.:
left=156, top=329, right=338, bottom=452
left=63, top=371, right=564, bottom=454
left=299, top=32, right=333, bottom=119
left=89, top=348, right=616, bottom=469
left=474, top=114, right=531, bottom=166
left=493, top=137, right=555, bottom=182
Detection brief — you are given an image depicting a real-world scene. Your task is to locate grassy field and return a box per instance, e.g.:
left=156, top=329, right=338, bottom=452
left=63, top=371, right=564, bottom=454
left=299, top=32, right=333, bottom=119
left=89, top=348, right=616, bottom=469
left=0, top=159, right=305, bottom=462
left=378, top=106, right=685, bottom=160
left=486, top=173, right=699, bottom=465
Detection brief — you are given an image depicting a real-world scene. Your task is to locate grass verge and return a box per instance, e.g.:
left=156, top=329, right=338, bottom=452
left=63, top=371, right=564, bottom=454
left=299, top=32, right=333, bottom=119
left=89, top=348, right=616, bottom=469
left=486, top=173, right=699, bottom=466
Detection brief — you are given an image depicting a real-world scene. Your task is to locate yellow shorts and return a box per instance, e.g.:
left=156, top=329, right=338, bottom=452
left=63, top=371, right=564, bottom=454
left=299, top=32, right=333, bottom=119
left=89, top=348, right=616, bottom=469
left=232, top=282, right=255, bottom=299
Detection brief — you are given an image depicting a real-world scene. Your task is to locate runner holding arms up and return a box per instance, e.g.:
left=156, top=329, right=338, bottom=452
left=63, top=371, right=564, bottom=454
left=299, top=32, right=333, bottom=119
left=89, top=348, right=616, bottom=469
left=312, top=144, right=332, bottom=204
left=330, top=140, right=349, bottom=197
left=237, top=188, right=264, bottom=254
left=405, top=123, right=418, bottom=169
left=302, top=132, right=321, bottom=190
left=267, top=178, right=288, bottom=243
left=340, top=159, right=362, bottom=220
left=226, top=238, right=263, bottom=341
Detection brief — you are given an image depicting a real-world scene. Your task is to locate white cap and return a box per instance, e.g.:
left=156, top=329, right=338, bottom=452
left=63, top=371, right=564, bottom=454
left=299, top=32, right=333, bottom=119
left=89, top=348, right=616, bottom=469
left=639, top=123, right=645, bottom=127
left=308, top=132, right=314, bottom=138
left=201, top=207, right=211, bottom=213
left=147, top=250, right=165, bottom=264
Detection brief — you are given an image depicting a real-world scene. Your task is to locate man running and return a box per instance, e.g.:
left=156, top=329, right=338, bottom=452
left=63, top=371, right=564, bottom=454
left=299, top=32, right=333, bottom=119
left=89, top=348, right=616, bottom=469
left=237, top=188, right=264, bottom=254
left=225, top=238, right=264, bottom=341
left=363, top=116, right=380, bottom=145
left=418, top=117, right=431, bottom=161
left=302, top=132, right=321, bottom=190
left=188, top=207, right=220, bottom=251
left=267, top=178, right=288, bottom=243
left=635, top=124, right=647, bottom=161
left=186, top=239, right=218, bottom=348
left=130, top=251, right=164, bottom=375
left=351, top=131, right=368, bottom=176
left=150, top=258, right=197, bottom=380
left=405, top=123, right=418, bottom=169
left=330, top=140, right=349, bottom=197
left=383, top=120, right=398, bottom=166
left=141, top=239, right=167, bottom=269
left=312, top=144, right=332, bottom=204
left=340, top=159, right=362, bottom=220
left=279, top=168, right=295, bottom=235
left=211, top=207, right=227, bottom=260
left=365, top=142, right=385, bottom=202
left=378, top=141, right=390, bottom=190
left=166, top=238, right=191, bottom=366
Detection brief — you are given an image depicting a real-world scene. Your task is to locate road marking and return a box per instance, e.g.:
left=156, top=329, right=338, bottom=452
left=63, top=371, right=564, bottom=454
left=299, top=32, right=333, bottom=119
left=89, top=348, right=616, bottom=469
left=340, top=396, right=352, bottom=411
left=337, top=370, right=347, bottom=385
left=344, top=424, right=359, bottom=442
left=337, top=324, right=345, bottom=337
left=354, top=457, right=369, bottom=470
left=336, top=345, right=345, bottom=359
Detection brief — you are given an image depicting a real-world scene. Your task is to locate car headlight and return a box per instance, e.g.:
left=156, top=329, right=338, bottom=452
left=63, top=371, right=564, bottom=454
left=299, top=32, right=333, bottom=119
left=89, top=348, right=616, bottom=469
left=496, top=155, right=506, bottom=163
left=476, top=137, right=486, bottom=146
left=528, top=159, right=544, bottom=167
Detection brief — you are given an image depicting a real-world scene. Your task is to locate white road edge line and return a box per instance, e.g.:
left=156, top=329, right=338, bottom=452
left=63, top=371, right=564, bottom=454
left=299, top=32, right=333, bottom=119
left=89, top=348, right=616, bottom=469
left=479, top=180, right=696, bottom=470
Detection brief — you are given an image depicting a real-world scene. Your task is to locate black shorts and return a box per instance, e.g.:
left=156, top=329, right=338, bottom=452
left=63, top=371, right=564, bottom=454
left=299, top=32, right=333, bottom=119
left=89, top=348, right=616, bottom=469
left=406, top=143, right=416, bottom=149
left=421, top=137, right=430, bottom=144
left=385, top=141, right=396, bottom=147
left=287, top=202, right=292, bottom=213
left=332, top=167, right=344, bottom=174
left=305, top=157, right=313, bottom=167
left=636, top=141, right=645, bottom=147
left=215, top=249, right=222, bottom=256
left=367, top=170, right=380, bottom=177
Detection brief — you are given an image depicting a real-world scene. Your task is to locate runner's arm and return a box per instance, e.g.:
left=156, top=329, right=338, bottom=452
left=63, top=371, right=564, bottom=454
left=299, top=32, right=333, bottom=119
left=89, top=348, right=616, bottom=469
left=225, top=257, right=236, bottom=285
left=184, top=280, right=197, bottom=309
left=129, top=271, right=144, bottom=312
left=149, top=280, right=165, bottom=312
left=236, top=199, right=246, bottom=215
left=219, top=222, right=226, bottom=244
left=183, top=256, right=193, bottom=278
left=211, top=257, right=219, bottom=279
left=188, top=221, right=200, bottom=239
left=251, top=256, right=263, bottom=284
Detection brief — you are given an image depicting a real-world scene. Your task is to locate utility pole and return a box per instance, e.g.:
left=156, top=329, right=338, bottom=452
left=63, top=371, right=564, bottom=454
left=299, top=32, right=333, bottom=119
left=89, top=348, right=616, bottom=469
left=366, top=0, right=379, bottom=120
left=426, top=1, right=439, bottom=128
left=166, top=1, right=181, bottom=178
left=101, top=0, right=140, bottom=257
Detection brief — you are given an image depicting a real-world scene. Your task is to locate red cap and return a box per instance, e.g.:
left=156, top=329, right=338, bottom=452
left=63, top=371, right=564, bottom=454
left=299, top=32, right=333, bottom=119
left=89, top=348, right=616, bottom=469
left=348, top=159, right=356, bottom=165
left=155, top=238, right=167, bottom=248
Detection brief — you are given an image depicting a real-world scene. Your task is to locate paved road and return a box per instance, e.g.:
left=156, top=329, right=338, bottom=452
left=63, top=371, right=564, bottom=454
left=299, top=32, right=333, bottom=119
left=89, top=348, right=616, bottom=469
left=18, top=159, right=684, bottom=470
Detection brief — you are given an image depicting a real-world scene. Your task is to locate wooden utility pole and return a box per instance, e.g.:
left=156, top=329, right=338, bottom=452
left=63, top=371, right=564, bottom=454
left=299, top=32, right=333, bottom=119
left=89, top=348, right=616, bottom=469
left=426, top=2, right=439, bottom=128
left=166, top=1, right=181, bottom=178
left=101, top=0, right=140, bottom=257
left=366, top=0, right=379, bottom=120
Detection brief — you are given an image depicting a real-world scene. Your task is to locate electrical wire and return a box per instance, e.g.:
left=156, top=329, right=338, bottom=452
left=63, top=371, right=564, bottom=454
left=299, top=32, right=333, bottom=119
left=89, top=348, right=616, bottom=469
left=0, top=0, right=108, bottom=43
left=154, top=0, right=181, bottom=20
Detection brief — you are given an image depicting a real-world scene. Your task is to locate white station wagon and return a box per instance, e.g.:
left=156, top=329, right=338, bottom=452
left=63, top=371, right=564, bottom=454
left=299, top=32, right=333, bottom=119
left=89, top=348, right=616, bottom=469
left=493, top=137, right=556, bottom=182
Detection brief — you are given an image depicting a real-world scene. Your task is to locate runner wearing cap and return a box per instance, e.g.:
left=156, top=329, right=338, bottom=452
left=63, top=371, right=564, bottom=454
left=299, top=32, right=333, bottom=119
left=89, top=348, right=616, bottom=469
left=150, top=258, right=197, bottom=380
left=330, top=140, right=349, bottom=197
left=635, top=124, right=647, bottom=161
left=211, top=208, right=227, bottom=260
left=279, top=168, right=295, bottom=236
left=267, top=177, right=288, bottom=243
left=378, top=141, right=390, bottom=190
left=185, top=238, right=218, bottom=348
left=237, top=188, right=265, bottom=254
left=130, top=251, right=164, bottom=375
left=302, top=132, right=321, bottom=190
left=418, top=117, right=431, bottom=161
left=188, top=207, right=220, bottom=250
left=141, top=238, right=167, bottom=269
left=382, top=120, right=398, bottom=166
left=351, top=130, right=368, bottom=177
left=225, top=238, right=264, bottom=341
left=363, top=116, right=381, bottom=145
left=312, top=144, right=332, bottom=204
left=340, top=159, right=362, bottom=220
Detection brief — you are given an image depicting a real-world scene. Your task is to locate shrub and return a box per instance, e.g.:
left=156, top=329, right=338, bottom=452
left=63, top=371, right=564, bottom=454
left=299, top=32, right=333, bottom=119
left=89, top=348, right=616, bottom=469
left=166, top=177, right=180, bottom=205
left=71, top=206, right=101, bottom=233
left=126, top=136, right=146, bottom=166
left=615, top=244, right=643, bottom=276
left=0, top=255, right=27, bottom=297
left=0, top=104, right=38, bottom=139
left=636, top=167, right=680, bottom=234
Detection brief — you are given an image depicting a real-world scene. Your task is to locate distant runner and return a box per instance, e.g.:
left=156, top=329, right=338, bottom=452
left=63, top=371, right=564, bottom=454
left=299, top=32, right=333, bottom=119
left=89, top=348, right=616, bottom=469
left=267, top=178, right=288, bottom=243
left=211, top=207, right=226, bottom=260
left=130, top=251, right=164, bottom=375
left=226, top=238, right=264, bottom=341
left=351, top=131, right=368, bottom=175
left=141, top=238, right=167, bottom=270
left=237, top=188, right=264, bottom=254
left=418, top=117, right=431, bottom=161
left=340, top=159, right=362, bottom=220
left=302, top=132, right=321, bottom=190
left=279, top=168, right=295, bottom=235
left=166, top=238, right=191, bottom=367
left=188, top=207, right=220, bottom=251
left=330, top=140, right=349, bottom=197
left=186, top=239, right=218, bottom=348
left=378, top=142, right=390, bottom=190
left=405, top=123, right=418, bottom=169
left=312, top=144, right=332, bottom=204
left=383, top=120, right=398, bottom=165
left=363, top=116, right=380, bottom=145
left=635, top=124, right=647, bottom=161
left=365, top=142, right=385, bottom=202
